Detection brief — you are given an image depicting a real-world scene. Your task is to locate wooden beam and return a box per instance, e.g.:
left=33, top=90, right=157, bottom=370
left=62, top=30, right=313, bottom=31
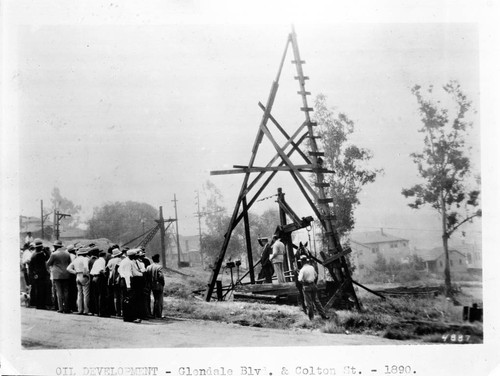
left=351, top=280, right=386, bottom=300
left=259, top=122, right=320, bottom=202
left=258, top=102, right=311, bottom=164
left=322, top=248, right=352, bottom=266
left=242, top=197, right=255, bottom=284
left=324, top=280, right=348, bottom=309
left=211, top=165, right=320, bottom=175
left=245, top=123, right=309, bottom=194
left=287, top=170, right=323, bottom=220
left=205, top=36, right=293, bottom=301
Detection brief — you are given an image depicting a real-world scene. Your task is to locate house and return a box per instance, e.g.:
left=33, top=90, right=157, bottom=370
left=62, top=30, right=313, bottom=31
left=348, top=229, right=411, bottom=280
left=19, top=215, right=53, bottom=244
left=419, top=247, right=467, bottom=273
left=165, top=234, right=203, bottom=266
left=452, top=242, right=482, bottom=272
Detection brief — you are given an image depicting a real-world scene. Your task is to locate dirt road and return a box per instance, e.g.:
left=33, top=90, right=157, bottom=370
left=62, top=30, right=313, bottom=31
left=21, top=307, right=403, bottom=349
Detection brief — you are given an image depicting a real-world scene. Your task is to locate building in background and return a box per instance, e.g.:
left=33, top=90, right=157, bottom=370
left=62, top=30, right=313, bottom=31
left=419, top=247, right=468, bottom=274
left=19, top=215, right=53, bottom=244
left=165, top=234, right=202, bottom=266
left=349, top=229, right=411, bottom=280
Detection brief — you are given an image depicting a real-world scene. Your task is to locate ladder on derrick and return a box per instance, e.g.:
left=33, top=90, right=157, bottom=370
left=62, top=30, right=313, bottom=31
left=206, top=27, right=361, bottom=310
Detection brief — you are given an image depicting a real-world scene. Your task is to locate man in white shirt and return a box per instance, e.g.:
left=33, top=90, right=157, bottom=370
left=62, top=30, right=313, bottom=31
left=90, top=250, right=108, bottom=317
left=270, top=235, right=286, bottom=283
left=298, top=258, right=329, bottom=320
left=118, top=249, right=142, bottom=323
left=67, top=248, right=90, bottom=315
left=24, top=232, right=34, bottom=247
left=106, top=248, right=123, bottom=317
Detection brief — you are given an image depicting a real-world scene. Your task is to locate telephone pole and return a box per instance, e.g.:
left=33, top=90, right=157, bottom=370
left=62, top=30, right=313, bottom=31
left=41, top=200, right=44, bottom=240
left=172, top=194, right=182, bottom=267
left=54, top=210, right=71, bottom=240
left=158, top=206, right=166, bottom=268
left=195, top=190, right=205, bottom=268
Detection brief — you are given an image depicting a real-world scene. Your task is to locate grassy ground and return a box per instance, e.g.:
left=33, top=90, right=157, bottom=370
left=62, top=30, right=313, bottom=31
left=163, top=265, right=483, bottom=344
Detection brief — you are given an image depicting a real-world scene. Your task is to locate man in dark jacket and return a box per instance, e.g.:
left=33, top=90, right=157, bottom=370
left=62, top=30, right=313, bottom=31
left=29, top=239, right=50, bottom=309
left=257, top=238, right=274, bottom=283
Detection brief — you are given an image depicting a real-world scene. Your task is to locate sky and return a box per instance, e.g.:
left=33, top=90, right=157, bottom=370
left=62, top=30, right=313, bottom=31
left=8, top=8, right=484, bottom=250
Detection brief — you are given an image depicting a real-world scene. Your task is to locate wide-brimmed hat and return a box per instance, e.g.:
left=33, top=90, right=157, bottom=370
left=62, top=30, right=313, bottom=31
left=258, top=237, right=268, bottom=246
left=126, top=249, right=138, bottom=257
left=77, top=248, right=88, bottom=256
left=111, top=248, right=122, bottom=257
left=53, top=239, right=63, bottom=248
left=34, top=238, right=43, bottom=247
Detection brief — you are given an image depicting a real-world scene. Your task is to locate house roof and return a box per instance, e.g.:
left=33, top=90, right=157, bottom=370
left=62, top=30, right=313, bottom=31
left=418, top=247, right=467, bottom=262
left=20, top=216, right=53, bottom=233
left=350, top=231, right=408, bottom=245
left=450, top=243, right=481, bottom=254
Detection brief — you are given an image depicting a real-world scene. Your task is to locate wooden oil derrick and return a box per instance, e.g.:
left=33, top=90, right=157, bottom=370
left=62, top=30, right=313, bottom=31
left=121, top=205, right=176, bottom=269
left=205, top=27, right=362, bottom=310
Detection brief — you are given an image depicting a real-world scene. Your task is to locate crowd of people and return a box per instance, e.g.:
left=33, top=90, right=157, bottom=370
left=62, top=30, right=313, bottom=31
left=20, top=234, right=165, bottom=324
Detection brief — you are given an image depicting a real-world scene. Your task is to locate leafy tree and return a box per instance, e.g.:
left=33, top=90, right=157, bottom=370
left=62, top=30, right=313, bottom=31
left=86, top=201, right=163, bottom=254
left=402, top=81, right=481, bottom=297
left=373, top=253, right=388, bottom=273
left=50, top=187, right=82, bottom=227
left=313, top=94, right=382, bottom=238
left=248, top=208, right=280, bottom=262
left=200, top=181, right=281, bottom=267
left=200, top=181, right=245, bottom=263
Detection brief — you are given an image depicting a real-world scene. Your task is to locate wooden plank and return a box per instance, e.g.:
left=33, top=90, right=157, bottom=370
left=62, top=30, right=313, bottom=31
left=300, top=107, right=314, bottom=112
left=309, top=151, right=325, bottom=156
left=313, top=168, right=335, bottom=173
left=321, top=215, right=337, bottom=221
left=259, top=121, right=320, bottom=202
left=234, top=293, right=279, bottom=302
left=323, top=248, right=352, bottom=266
left=211, top=165, right=316, bottom=175
left=258, top=102, right=311, bottom=165
left=297, top=91, right=311, bottom=95
left=244, top=122, right=309, bottom=193
left=242, top=197, right=255, bottom=284
left=295, top=76, right=309, bottom=80
left=318, top=198, right=334, bottom=204
left=351, top=280, right=386, bottom=300
left=314, top=182, right=330, bottom=188
left=324, top=280, right=347, bottom=309
left=291, top=60, right=305, bottom=64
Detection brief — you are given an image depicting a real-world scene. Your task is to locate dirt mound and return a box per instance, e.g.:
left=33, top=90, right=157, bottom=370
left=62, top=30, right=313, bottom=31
left=67, top=238, right=114, bottom=251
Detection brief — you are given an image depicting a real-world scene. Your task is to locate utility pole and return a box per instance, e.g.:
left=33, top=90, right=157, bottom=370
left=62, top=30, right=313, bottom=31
left=158, top=206, right=166, bottom=268
left=53, top=207, right=57, bottom=241
left=195, top=190, right=205, bottom=268
left=172, top=194, right=182, bottom=267
left=54, top=210, right=71, bottom=240
left=41, top=200, right=44, bottom=240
